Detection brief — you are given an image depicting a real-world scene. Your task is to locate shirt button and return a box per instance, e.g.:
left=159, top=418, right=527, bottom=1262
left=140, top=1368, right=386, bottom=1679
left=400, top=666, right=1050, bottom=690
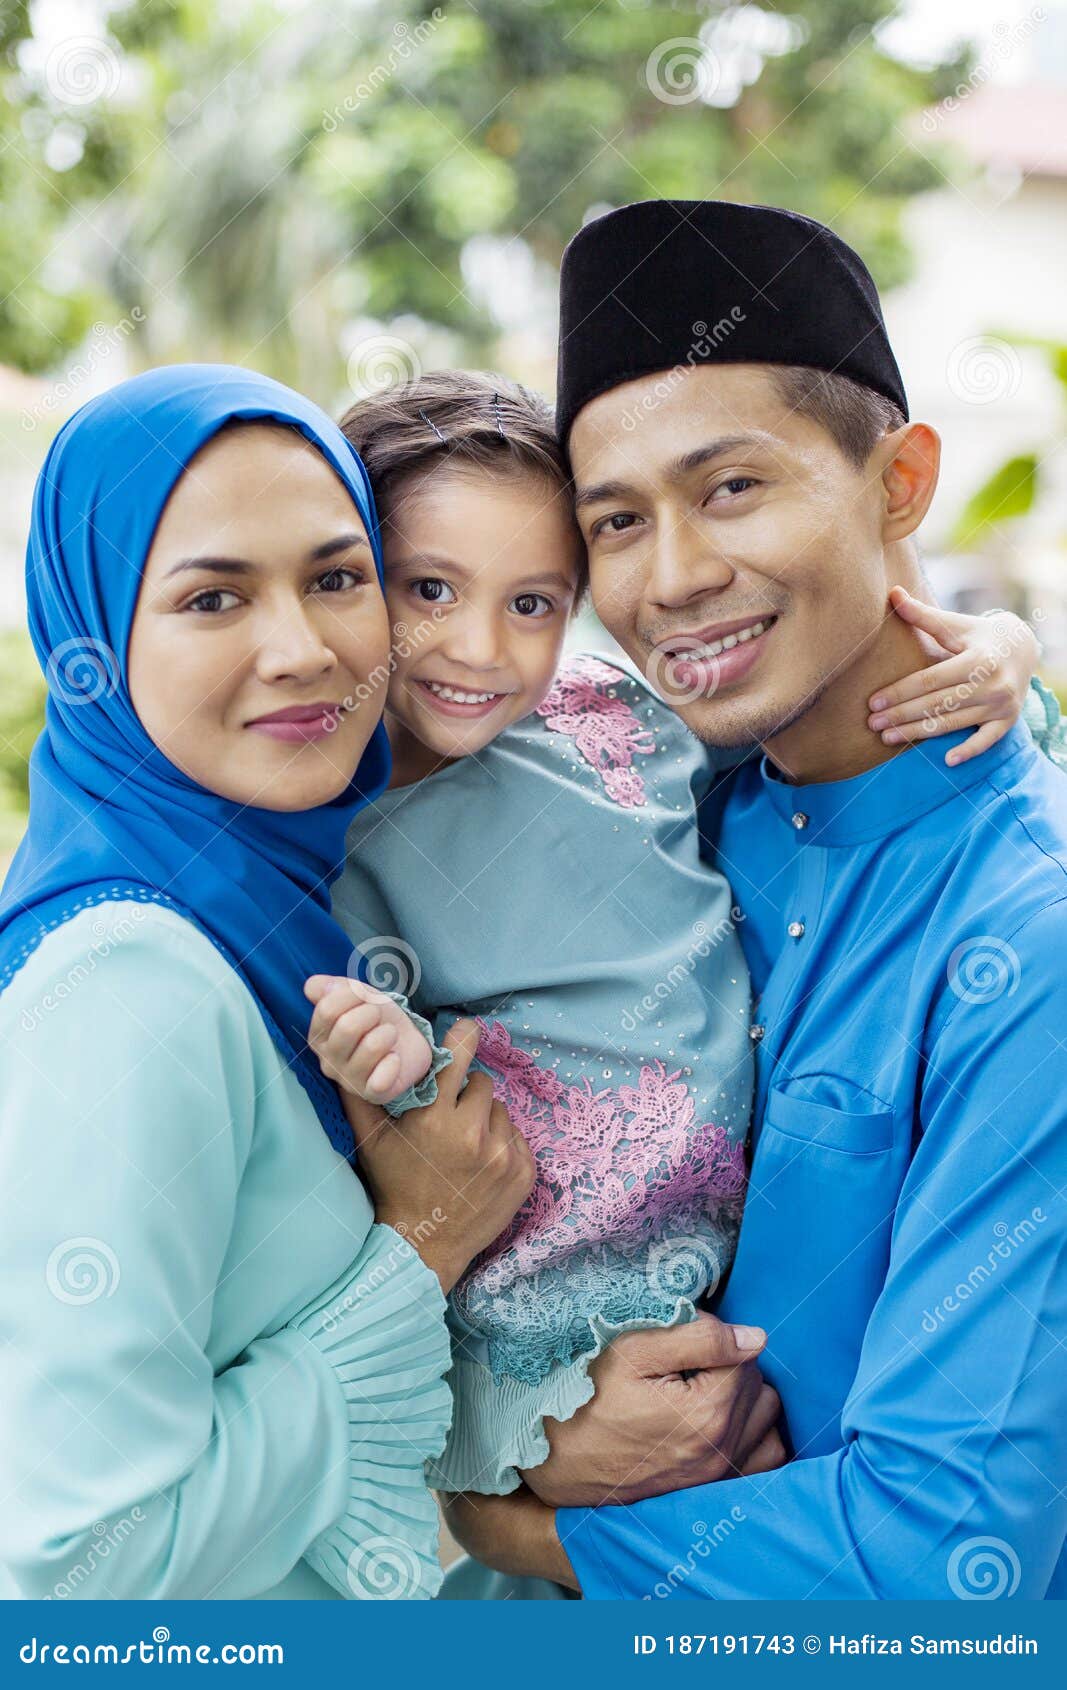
left=791, top=811, right=809, bottom=830
left=788, top=921, right=805, bottom=938
left=749, top=1023, right=765, bottom=1042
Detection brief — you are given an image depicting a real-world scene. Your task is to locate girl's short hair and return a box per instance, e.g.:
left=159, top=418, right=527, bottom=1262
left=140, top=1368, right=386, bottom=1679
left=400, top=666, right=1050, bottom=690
left=339, top=370, right=586, bottom=599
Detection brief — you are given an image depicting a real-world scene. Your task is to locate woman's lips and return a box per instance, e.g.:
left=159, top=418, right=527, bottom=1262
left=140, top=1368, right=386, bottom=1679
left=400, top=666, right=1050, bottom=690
left=412, top=677, right=511, bottom=720
left=246, top=703, right=343, bottom=742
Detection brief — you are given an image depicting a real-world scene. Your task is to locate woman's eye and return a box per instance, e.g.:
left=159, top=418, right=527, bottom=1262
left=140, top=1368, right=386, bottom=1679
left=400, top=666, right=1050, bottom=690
left=314, top=566, right=362, bottom=593
left=510, top=592, right=553, bottom=618
left=709, top=476, right=758, bottom=502
left=411, top=578, right=457, bottom=605
left=185, top=588, right=241, bottom=614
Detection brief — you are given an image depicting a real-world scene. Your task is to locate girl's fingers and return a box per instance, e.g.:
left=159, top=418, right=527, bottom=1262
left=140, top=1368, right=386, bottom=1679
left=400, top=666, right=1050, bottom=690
left=869, top=680, right=984, bottom=730
left=878, top=704, right=997, bottom=746
left=868, top=653, right=973, bottom=715
left=308, top=993, right=381, bottom=1053
left=365, top=1052, right=402, bottom=1101
left=887, top=587, right=968, bottom=654
left=944, top=719, right=1010, bottom=766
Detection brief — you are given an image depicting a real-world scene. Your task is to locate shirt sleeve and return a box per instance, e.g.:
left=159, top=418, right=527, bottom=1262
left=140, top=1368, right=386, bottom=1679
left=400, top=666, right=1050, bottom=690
left=0, top=911, right=451, bottom=1600
left=559, top=897, right=1067, bottom=1599
left=1024, top=675, right=1067, bottom=772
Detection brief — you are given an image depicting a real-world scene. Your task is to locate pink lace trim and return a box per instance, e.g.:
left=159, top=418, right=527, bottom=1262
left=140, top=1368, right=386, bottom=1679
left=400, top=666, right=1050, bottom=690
left=536, top=655, right=654, bottom=808
left=466, top=1019, right=746, bottom=1294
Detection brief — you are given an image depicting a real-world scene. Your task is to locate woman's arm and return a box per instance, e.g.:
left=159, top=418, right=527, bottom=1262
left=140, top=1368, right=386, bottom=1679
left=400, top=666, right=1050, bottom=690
left=0, top=908, right=452, bottom=1600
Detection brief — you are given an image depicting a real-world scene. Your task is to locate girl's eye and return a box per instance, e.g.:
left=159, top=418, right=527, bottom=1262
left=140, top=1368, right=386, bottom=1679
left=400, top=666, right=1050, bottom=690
left=709, top=476, right=758, bottom=502
left=592, top=513, right=639, bottom=540
left=185, top=588, right=242, bottom=614
left=510, top=592, right=553, bottom=619
left=411, top=578, right=457, bottom=605
left=314, top=566, right=362, bottom=593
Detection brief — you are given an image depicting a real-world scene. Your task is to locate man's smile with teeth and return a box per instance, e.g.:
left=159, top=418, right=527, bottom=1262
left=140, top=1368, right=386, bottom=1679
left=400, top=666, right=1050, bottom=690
left=667, top=616, right=776, bottom=661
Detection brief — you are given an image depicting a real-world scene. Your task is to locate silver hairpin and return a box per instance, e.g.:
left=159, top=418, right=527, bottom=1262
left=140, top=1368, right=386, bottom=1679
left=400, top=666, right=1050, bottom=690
left=492, top=392, right=506, bottom=439
left=419, top=408, right=448, bottom=445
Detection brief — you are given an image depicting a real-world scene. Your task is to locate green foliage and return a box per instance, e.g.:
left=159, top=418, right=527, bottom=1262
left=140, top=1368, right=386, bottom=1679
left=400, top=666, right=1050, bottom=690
left=0, top=628, right=44, bottom=850
left=952, top=454, right=1039, bottom=550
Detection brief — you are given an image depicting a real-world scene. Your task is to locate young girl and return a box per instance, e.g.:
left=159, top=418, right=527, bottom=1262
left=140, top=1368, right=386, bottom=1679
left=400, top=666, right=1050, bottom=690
left=307, top=372, right=1063, bottom=1499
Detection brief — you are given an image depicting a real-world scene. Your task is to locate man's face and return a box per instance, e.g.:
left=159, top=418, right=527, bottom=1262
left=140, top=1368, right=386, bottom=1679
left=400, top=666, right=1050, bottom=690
left=570, top=364, right=893, bottom=747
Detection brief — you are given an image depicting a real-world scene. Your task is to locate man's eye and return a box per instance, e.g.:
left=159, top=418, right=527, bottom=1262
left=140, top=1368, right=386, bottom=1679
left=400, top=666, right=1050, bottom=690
left=185, top=588, right=241, bottom=614
left=412, top=578, right=457, bottom=604
left=314, top=566, right=362, bottom=593
left=510, top=593, right=552, bottom=618
left=592, top=513, right=639, bottom=539
left=710, top=476, right=758, bottom=501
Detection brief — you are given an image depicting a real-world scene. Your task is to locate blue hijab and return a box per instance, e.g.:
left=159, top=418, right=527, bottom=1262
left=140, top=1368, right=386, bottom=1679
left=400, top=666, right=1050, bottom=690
left=0, top=364, right=391, bottom=1157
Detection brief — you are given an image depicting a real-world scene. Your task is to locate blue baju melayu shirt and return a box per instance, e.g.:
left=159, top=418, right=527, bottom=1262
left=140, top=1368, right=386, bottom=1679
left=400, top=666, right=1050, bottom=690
left=559, top=722, right=1067, bottom=1599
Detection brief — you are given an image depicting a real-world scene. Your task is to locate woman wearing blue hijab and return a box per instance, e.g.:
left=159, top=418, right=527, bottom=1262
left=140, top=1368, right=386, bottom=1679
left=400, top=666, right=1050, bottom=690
left=0, top=365, right=527, bottom=1600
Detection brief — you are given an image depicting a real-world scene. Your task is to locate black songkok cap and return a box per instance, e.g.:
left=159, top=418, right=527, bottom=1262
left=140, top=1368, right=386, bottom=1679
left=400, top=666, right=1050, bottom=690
left=555, top=199, right=908, bottom=442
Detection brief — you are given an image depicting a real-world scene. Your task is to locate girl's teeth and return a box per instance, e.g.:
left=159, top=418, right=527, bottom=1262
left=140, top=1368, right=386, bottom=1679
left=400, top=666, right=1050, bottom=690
left=425, top=681, right=498, bottom=704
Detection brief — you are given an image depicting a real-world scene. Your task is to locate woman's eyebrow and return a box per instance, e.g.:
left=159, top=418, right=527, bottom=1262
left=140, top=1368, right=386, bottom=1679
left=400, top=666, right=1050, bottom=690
left=164, top=533, right=369, bottom=579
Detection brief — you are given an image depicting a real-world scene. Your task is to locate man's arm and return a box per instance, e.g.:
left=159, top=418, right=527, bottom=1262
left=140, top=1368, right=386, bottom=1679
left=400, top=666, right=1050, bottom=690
left=555, top=899, right=1067, bottom=1599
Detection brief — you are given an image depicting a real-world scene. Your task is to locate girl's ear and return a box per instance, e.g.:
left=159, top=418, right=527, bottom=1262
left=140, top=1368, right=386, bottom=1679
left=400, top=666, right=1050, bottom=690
left=880, top=423, right=941, bottom=543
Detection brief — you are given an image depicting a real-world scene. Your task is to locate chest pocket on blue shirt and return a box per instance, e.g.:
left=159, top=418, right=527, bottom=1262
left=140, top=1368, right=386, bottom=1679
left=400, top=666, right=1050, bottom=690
left=761, top=1084, right=894, bottom=1156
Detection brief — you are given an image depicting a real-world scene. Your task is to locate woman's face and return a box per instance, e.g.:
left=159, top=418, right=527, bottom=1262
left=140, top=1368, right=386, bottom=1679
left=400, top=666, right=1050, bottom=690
left=381, top=467, right=580, bottom=769
left=127, top=424, right=390, bottom=812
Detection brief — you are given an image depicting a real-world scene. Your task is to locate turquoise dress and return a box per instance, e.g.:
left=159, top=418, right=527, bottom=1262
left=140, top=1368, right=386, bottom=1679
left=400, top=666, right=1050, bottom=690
left=334, top=655, right=754, bottom=1495
left=0, top=901, right=452, bottom=1601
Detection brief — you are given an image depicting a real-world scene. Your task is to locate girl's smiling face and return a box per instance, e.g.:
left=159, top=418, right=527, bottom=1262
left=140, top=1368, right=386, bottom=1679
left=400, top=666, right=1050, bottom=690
left=380, top=467, right=582, bottom=786
left=127, top=422, right=391, bottom=812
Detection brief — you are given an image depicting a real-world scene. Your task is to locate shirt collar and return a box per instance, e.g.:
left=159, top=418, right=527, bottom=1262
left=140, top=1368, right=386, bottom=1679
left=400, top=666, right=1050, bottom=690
left=758, top=722, right=1035, bottom=847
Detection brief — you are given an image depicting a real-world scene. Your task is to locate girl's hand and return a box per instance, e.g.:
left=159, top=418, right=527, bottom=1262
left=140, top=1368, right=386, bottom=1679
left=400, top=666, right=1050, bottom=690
left=868, top=586, right=1040, bottom=767
left=338, top=1019, right=535, bottom=1295
left=304, top=975, right=433, bottom=1105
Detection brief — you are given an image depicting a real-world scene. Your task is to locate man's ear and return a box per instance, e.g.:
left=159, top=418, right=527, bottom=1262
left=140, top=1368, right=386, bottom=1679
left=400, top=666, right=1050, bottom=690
left=878, top=423, right=941, bottom=542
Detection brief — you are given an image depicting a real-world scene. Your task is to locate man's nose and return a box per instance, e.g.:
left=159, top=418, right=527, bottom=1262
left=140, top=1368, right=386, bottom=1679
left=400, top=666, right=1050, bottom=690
left=646, top=514, right=735, bottom=609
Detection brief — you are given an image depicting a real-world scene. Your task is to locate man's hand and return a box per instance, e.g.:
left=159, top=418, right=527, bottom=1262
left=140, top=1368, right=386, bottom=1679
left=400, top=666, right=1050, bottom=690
left=442, top=1488, right=579, bottom=1591
left=521, top=1314, right=784, bottom=1507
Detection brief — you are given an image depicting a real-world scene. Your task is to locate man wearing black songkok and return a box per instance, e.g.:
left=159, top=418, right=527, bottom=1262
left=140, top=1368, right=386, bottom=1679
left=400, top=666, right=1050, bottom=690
left=445, top=200, right=1067, bottom=1604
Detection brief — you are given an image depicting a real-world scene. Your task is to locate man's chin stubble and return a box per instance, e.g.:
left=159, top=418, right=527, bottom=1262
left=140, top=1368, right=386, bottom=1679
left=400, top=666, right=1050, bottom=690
left=681, top=682, right=829, bottom=754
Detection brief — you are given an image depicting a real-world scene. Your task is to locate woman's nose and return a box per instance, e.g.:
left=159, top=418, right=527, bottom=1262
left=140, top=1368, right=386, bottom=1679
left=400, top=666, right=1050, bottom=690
left=256, top=602, right=338, bottom=683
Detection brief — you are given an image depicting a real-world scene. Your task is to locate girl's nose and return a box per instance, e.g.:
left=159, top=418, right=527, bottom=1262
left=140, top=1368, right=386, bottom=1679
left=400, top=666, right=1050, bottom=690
left=440, top=607, right=504, bottom=670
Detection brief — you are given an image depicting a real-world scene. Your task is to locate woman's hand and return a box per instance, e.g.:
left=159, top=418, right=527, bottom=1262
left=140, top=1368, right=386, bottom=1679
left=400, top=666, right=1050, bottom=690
left=337, top=1018, right=534, bottom=1295
left=441, top=1487, right=579, bottom=1589
left=868, top=587, right=1040, bottom=766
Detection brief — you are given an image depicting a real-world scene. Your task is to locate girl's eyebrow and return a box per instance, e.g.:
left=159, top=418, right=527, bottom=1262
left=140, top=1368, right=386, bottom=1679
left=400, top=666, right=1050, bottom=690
left=164, top=533, right=369, bottom=579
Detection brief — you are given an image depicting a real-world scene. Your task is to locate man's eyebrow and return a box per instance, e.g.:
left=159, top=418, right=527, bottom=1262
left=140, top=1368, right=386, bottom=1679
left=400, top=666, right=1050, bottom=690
left=573, top=435, right=767, bottom=511
left=164, top=533, right=369, bottom=579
